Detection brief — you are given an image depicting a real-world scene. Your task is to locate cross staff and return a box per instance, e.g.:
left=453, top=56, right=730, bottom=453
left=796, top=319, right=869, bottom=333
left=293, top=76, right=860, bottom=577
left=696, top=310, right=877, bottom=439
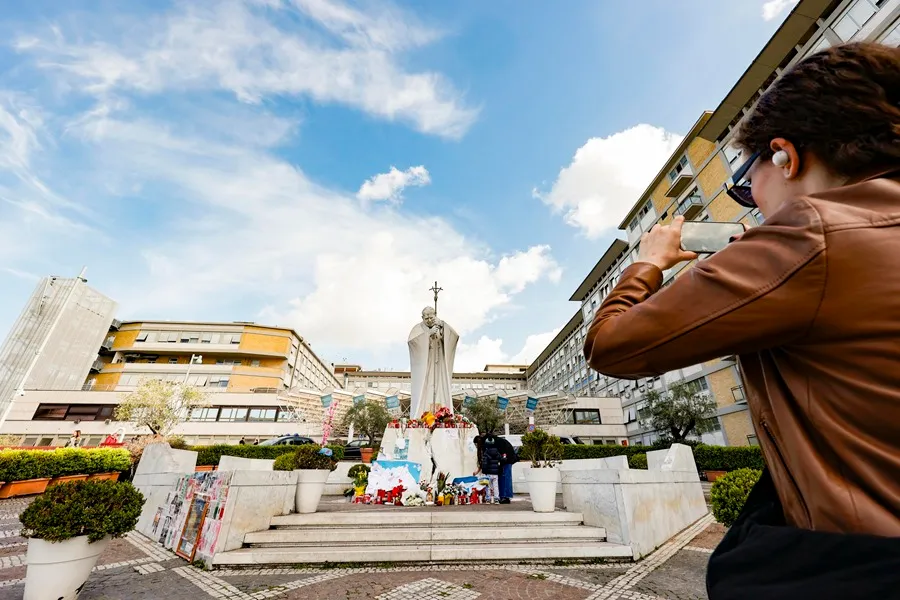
left=429, top=281, right=443, bottom=314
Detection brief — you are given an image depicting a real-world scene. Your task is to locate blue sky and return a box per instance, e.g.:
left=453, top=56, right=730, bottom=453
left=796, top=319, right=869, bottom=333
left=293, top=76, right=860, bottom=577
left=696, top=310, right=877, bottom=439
left=0, top=0, right=794, bottom=372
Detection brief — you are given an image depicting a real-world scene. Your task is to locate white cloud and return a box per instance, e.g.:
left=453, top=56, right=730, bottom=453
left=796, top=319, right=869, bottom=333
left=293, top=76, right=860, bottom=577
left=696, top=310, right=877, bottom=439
left=454, top=327, right=562, bottom=373
left=55, top=110, right=559, bottom=359
left=762, top=0, right=798, bottom=21
left=357, top=165, right=430, bottom=203
left=15, top=0, right=478, bottom=138
left=534, top=125, right=683, bottom=238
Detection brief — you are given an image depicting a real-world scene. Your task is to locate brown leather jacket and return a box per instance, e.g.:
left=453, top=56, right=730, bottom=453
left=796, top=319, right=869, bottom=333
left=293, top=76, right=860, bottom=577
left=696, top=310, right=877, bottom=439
left=584, top=170, right=900, bottom=537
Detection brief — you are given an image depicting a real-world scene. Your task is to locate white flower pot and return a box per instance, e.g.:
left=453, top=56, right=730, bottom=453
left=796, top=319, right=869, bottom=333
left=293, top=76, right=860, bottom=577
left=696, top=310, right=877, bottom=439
left=526, top=467, right=559, bottom=513
left=295, top=469, right=331, bottom=514
left=25, top=535, right=110, bottom=600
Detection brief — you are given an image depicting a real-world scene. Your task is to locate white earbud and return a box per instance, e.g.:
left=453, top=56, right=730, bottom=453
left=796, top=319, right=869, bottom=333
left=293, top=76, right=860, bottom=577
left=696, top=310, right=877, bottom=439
left=772, top=150, right=790, bottom=167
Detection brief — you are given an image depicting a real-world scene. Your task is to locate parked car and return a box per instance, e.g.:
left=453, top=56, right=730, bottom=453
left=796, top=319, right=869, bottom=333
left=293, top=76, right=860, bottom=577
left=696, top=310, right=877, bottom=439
left=342, top=439, right=368, bottom=461
left=258, top=434, right=316, bottom=447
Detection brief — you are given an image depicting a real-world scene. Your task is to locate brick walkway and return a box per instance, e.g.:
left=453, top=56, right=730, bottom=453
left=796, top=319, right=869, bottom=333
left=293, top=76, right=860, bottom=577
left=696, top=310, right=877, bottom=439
left=0, top=499, right=726, bottom=600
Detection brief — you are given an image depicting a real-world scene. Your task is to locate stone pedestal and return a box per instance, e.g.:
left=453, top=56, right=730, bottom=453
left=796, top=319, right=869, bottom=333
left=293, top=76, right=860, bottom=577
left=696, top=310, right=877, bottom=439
left=379, top=427, right=479, bottom=484
left=132, top=443, right=197, bottom=537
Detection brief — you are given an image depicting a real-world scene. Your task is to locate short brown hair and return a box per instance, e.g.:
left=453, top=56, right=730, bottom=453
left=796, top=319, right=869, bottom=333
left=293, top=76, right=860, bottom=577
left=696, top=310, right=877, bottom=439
left=734, top=42, right=900, bottom=177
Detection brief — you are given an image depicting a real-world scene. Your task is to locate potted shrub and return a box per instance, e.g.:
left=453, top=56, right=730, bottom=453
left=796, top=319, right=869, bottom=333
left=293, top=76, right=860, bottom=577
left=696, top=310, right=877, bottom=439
left=19, top=479, right=144, bottom=600
left=274, top=444, right=338, bottom=513
left=518, top=429, right=564, bottom=513
left=342, top=400, right=390, bottom=464
left=86, top=449, right=131, bottom=481
left=710, top=468, right=762, bottom=526
left=49, top=448, right=92, bottom=486
left=347, top=464, right=370, bottom=498
left=0, top=450, right=52, bottom=498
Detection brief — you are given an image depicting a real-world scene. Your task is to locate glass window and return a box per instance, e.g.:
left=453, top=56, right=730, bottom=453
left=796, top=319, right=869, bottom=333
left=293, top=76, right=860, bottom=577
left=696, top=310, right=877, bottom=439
left=190, top=407, right=219, bottom=422
left=33, top=404, right=67, bottom=420
left=833, top=0, right=878, bottom=41
left=248, top=408, right=277, bottom=422
left=251, top=359, right=261, bottom=367
left=723, top=144, right=742, bottom=165
left=880, top=17, right=900, bottom=46
left=66, top=405, right=106, bottom=421
left=200, top=332, right=212, bottom=343
left=668, top=155, right=689, bottom=181
left=230, top=334, right=241, bottom=345
left=135, top=332, right=148, bottom=342
left=218, top=407, right=248, bottom=422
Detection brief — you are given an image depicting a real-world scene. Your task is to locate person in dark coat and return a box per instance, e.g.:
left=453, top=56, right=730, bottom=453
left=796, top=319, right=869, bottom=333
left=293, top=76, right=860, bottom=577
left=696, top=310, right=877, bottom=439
left=474, top=433, right=502, bottom=504
left=496, top=435, right=518, bottom=504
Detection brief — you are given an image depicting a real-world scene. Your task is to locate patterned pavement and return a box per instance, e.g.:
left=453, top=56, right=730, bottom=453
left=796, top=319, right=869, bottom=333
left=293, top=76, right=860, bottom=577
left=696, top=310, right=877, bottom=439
left=0, top=498, right=725, bottom=600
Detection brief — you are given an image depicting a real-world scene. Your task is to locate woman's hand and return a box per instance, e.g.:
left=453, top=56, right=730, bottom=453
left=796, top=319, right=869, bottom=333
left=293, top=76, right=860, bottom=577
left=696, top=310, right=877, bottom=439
left=637, top=215, right=698, bottom=271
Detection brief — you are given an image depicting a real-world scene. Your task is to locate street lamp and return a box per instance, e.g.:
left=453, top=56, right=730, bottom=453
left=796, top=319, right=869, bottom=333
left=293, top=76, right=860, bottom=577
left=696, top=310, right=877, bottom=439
left=183, top=354, right=203, bottom=384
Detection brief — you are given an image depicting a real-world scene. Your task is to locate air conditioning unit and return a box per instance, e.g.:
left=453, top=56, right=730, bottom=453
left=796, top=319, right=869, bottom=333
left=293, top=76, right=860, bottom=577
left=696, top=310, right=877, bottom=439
left=110, top=319, right=122, bottom=330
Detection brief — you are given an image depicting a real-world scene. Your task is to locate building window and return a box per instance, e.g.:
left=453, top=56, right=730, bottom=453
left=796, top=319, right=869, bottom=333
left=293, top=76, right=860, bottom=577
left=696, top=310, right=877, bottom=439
left=248, top=408, right=278, bottom=422
left=251, top=360, right=261, bottom=367
left=209, top=377, right=229, bottom=388
left=135, top=332, right=148, bottom=342
left=33, top=404, right=67, bottom=420
left=230, top=334, right=242, bottom=345
left=168, top=357, right=178, bottom=364
left=218, top=407, right=248, bottom=422
left=832, top=0, right=880, bottom=42
left=200, top=332, right=212, bottom=343
left=732, top=386, right=746, bottom=403
left=881, top=17, right=900, bottom=46
left=668, top=155, right=689, bottom=181
left=747, top=434, right=759, bottom=446
left=190, top=407, right=219, bottom=422
left=723, top=144, right=742, bottom=166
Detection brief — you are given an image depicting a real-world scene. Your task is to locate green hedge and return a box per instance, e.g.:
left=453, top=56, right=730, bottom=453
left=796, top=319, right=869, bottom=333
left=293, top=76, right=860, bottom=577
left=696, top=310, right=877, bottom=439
left=628, top=453, right=648, bottom=469
left=0, top=448, right=132, bottom=483
left=562, top=443, right=764, bottom=473
left=693, top=445, right=764, bottom=472
left=192, top=443, right=346, bottom=466
left=710, top=468, right=762, bottom=526
left=562, top=444, right=651, bottom=461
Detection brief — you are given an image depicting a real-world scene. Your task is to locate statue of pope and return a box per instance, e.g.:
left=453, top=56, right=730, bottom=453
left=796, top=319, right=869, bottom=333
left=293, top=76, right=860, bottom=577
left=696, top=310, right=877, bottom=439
left=408, top=307, right=459, bottom=418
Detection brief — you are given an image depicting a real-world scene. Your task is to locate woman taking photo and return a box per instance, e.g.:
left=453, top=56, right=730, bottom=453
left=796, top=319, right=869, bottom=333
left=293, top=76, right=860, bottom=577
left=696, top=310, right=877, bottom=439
left=584, top=42, right=900, bottom=598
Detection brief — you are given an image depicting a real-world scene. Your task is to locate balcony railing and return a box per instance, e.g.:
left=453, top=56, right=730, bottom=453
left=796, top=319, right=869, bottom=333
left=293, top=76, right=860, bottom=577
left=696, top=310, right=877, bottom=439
left=731, top=385, right=746, bottom=403
left=674, top=194, right=703, bottom=220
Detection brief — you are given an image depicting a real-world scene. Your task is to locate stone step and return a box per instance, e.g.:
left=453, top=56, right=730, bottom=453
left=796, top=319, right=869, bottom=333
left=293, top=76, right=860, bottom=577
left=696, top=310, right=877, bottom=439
left=244, top=525, right=608, bottom=546
left=270, top=510, right=585, bottom=529
left=213, top=541, right=633, bottom=566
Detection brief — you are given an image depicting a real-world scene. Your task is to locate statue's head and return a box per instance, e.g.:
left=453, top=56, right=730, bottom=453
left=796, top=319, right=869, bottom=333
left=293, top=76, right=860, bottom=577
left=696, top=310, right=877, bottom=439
left=422, top=306, right=437, bottom=327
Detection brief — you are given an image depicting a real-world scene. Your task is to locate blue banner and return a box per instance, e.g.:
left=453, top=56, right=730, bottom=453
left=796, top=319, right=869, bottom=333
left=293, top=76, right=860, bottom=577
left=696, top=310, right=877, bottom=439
left=386, top=395, right=400, bottom=410
left=497, top=396, right=509, bottom=411
left=525, top=397, right=539, bottom=412
left=353, top=394, right=366, bottom=406
left=320, top=394, right=332, bottom=408
left=463, top=395, right=476, bottom=408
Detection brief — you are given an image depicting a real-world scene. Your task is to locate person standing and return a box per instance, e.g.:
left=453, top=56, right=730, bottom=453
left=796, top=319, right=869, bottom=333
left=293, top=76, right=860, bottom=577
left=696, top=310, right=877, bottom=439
left=474, top=433, right=502, bottom=504
left=497, top=435, right=518, bottom=504
left=65, top=430, right=82, bottom=448
left=583, top=43, right=900, bottom=598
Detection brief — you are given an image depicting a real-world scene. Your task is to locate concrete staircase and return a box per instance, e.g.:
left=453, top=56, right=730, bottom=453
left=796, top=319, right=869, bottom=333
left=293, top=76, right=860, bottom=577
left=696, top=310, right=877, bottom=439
left=212, top=510, right=633, bottom=566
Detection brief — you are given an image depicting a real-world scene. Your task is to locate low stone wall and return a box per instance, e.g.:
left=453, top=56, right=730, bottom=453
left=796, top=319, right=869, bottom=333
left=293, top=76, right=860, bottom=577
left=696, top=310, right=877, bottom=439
left=132, top=444, right=197, bottom=537
left=214, top=470, right=297, bottom=554
left=560, top=444, right=707, bottom=559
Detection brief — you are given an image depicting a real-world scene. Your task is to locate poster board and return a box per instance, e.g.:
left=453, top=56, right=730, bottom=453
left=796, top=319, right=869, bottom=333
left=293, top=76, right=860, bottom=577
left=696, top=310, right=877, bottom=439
left=176, top=495, right=209, bottom=561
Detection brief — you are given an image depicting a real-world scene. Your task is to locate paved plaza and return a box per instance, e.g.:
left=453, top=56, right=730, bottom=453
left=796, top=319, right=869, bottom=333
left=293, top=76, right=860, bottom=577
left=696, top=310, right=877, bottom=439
left=0, top=496, right=724, bottom=600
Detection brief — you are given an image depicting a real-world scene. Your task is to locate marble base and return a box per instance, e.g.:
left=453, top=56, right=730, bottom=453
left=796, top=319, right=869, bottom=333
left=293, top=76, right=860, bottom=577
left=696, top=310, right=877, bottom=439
left=213, top=470, right=298, bottom=556
left=379, top=427, right=479, bottom=484
left=559, top=444, right=707, bottom=559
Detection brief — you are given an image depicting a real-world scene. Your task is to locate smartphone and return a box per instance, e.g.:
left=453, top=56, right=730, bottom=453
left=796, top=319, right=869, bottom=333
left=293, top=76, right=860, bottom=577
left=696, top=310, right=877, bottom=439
left=680, top=221, right=746, bottom=254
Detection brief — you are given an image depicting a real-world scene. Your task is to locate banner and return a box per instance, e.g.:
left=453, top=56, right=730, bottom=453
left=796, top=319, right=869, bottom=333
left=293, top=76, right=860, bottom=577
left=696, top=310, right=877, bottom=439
left=386, top=395, right=401, bottom=415
left=497, top=396, right=509, bottom=411
left=320, top=394, right=333, bottom=408
left=525, top=397, right=539, bottom=412
left=353, top=394, right=366, bottom=406
left=463, top=396, right=476, bottom=408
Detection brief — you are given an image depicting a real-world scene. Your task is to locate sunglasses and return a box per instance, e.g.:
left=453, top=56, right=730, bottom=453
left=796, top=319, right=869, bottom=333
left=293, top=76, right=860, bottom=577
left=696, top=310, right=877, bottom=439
left=726, top=151, right=760, bottom=208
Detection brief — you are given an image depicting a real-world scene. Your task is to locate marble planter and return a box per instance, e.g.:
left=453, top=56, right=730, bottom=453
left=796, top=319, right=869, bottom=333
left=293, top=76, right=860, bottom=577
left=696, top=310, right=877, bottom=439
left=526, top=467, right=559, bottom=513
left=25, top=535, right=110, bottom=600
left=295, top=469, right=331, bottom=513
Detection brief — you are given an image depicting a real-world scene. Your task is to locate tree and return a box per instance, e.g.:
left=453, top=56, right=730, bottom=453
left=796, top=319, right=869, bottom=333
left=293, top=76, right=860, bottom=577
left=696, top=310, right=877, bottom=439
left=115, top=378, right=207, bottom=436
left=640, top=382, right=717, bottom=443
left=342, top=400, right=391, bottom=446
left=462, top=397, right=504, bottom=435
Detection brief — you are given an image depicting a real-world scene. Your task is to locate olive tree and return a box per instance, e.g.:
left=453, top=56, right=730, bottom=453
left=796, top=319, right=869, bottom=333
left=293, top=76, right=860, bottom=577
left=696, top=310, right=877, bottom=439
left=640, top=382, right=718, bottom=444
left=342, top=400, right=391, bottom=447
left=115, top=378, right=207, bottom=436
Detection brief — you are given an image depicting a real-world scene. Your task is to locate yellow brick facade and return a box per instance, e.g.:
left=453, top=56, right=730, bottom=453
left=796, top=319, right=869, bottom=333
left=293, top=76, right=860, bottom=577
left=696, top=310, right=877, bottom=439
left=112, top=329, right=140, bottom=350
left=239, top=329, right=291, bottom=354
left=706, top=189, right=744, bottom=222
left=227, top=373, right=283, bottom=390
left=696, top=154, right=730, bottom=200
left=707, top=367, right=739, bottom=409
left=686, top=138, right=715, bottom=170
left=721, top=410, right=756, bottom=447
